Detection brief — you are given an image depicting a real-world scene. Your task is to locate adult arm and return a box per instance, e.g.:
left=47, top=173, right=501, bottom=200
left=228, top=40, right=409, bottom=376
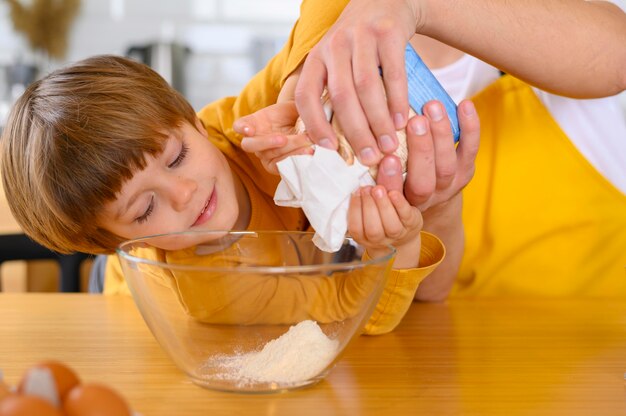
left=296, top=0, right=626, bottom=163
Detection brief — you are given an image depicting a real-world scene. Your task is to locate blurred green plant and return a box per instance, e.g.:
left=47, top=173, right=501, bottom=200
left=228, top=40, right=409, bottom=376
left=6, top=0, right=81, bottom=60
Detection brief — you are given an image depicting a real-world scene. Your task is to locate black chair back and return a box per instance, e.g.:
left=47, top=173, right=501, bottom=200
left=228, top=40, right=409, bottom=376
left=0, top=233, right=91, bottom=292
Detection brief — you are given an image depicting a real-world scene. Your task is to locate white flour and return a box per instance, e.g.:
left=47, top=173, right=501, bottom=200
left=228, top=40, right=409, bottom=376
left=212, top=320, right=339, bottom=384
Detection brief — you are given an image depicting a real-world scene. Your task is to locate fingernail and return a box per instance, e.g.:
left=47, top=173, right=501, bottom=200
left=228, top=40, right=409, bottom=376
left=393, top=113, right=405, bottom=129
left=461, top=101, right=476, bottom=116
left=379, top=135, right=397, bottom=153
left=373, top=187, right=385, bottom=199
left=382, top=157, right=399, bottom=176
left=427, top=103, right=444, bottom=121
left=359, top=147, right=378, bottom=165
left=412, top=118, right=427, bottom=136
left=319, top=138, right=334, bottom=149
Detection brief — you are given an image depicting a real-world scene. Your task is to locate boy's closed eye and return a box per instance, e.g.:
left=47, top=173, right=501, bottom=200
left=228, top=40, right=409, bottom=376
left=135, top=195, right=154, bottom=224
left=168, top=141, right=189, bottom=168
left=134, top=139, right=189, bottom=224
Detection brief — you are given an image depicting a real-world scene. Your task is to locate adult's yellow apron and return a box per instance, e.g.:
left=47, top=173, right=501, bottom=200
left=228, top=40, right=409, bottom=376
left=453, top=76, right=626, bottom=297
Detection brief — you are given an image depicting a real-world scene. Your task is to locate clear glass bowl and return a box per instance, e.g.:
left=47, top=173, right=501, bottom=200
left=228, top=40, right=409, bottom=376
left=117, top=230, right=395, bottom=393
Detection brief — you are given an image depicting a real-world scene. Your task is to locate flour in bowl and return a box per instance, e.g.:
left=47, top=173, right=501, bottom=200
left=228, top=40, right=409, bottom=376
left=212, top=320, right=339, bottom=384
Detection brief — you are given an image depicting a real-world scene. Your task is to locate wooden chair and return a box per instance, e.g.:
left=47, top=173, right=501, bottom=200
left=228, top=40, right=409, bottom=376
left=0, top=233, right=92, bottom=292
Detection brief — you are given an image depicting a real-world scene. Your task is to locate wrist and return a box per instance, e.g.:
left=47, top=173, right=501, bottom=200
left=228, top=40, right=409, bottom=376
left=422, top=193, right=463, bottom=233
left=365, top=231, right=422, bottom=270
left=417, top=0, right=454, bottom=36
left=391, top=232, right=422, bottom=269
left=423, top=193, right=462, bottom=219
left=407, top=0, right=427, bottom=33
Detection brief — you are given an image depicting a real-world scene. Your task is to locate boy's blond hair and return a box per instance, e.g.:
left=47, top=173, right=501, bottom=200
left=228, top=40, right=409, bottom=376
left=1, top=55, right=198, bottom=254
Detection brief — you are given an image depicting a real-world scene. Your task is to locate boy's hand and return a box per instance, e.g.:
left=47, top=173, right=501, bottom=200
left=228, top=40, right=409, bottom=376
left=348, top=185, right=423, bottom=269
left=235, top=102, right=313, bottom=175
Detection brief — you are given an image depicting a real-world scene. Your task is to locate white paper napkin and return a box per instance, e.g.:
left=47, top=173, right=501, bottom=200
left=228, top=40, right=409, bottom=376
left=274, top=146, right=375, bottom=252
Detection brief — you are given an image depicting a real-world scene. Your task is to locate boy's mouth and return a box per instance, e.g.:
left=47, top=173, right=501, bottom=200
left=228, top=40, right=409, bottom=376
left=193, top=189, right=217, bottom=227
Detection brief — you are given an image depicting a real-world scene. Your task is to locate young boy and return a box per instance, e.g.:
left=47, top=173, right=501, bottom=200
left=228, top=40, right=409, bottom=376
left=0, top=55, right=454, bottom=334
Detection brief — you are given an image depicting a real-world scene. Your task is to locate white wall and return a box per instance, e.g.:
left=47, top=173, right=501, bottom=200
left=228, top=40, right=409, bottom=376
left=0, top=0, right=300, bottom=110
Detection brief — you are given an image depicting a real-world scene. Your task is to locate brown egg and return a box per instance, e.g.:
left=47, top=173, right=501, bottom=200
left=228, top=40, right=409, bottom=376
left=0, top=381, right=11, bottom=401
left=63, top=383, right=132, bottom=416
left=0, top=394, right=64, bottom=416
left=18, top=360, right=80, bottom=400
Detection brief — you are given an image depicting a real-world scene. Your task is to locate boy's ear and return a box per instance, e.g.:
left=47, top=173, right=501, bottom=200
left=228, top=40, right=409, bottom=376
left=194, top=117, right=208, bottom=136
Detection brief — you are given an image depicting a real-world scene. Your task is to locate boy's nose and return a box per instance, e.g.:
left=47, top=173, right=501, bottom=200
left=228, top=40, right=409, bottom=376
left=169, top=176, right=197, bottom=211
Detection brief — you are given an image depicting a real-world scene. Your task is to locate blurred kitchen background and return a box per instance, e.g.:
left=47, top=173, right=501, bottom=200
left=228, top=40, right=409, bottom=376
left=0, top=0, right=299, bottom=292
left=0, top=0, right=300, bottom=129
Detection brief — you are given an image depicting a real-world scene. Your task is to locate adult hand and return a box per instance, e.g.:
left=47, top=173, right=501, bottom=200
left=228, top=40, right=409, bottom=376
left=295, top=0, right=423, bottom=166
left=376, top=99, right=480, bottom=212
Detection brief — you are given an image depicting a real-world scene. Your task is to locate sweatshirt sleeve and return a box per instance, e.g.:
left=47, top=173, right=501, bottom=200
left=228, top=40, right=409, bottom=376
left=164, top=232, right=445, bottom=332
left=363, top=232, right=445, bottom=335
left=103, top=254, right=131, bottom=296
left=103, top=232, right=445, bottom=337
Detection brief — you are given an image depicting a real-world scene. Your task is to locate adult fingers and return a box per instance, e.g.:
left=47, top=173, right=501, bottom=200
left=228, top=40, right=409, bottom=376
left=295, top=51, right=338, bottom=150
left=328, top=74, right=382, bottom=166
left=423, top=101, right=456, bottom=191
left=378, top=31, right=409, bottom=131
left=352, top=41, right=398, bottom=154
left=404, top=114, right=436, bottom=208
left=375, top=155, right=404, bottom=193
left=456, top=100, right=480, bottom=186
left=318, top=30, right=381, bottom=165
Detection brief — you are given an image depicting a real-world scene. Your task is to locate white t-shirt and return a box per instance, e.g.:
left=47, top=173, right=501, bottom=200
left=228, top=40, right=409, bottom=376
left=431, top=0, right=626, bottom=194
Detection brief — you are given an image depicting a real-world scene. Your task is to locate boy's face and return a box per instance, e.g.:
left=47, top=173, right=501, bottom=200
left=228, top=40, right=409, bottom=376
left=100, top=120, right=245, bottom=245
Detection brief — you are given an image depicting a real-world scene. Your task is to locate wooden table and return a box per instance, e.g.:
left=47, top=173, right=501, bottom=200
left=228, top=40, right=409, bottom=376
left=2, top=294, right=626, bottom=415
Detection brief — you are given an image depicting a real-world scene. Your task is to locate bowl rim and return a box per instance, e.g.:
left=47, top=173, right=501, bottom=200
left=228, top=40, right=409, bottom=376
left=116, top=230, right=397, bottom=274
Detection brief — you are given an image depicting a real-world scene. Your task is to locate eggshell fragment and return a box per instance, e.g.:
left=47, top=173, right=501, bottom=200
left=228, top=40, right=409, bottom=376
left=17, top=367, right=59, bottom=406
left=0, top=394, right=64, bottom=416
left=18, top=360, right=80, bottom=401
left=63, top=383, right=132, bottom=416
